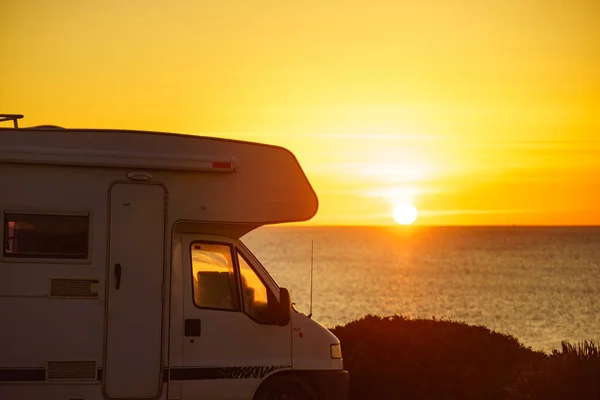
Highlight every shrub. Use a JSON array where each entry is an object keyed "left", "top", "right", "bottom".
[
  {"left": 331, "top": 315, "right": 545, "bottom": 400},
  {"left": 506, "top": 341, "right": 600, "bottom": 400}
]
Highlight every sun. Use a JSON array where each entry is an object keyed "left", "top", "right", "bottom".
[{"left": 393, "top": 203, "right": 418, "bottom": 225}]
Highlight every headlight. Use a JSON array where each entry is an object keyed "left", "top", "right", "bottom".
[{"left": 330, "top": 343, "right": 342, "bottom": 359}]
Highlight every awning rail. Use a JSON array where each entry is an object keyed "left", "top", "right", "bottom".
[{"left": 0, "top": 114, "right": 24, "bottom": 128}]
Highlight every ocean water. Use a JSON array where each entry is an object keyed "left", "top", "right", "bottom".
[{"left": 241, "top": 226, "right": 600, "bottom": 352}]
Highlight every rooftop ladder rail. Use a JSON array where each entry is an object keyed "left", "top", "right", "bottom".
[{"left": 0, "top": 114, "right": 24, "bottom": 128}]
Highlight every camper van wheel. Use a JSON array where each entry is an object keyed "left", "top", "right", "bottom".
[{"left": 254, "top": 374, "right": 317, "bottom": 400}]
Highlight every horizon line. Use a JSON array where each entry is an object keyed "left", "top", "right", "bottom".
[{"left": 267, "top": 223, "right": 600, "bottom": 228}]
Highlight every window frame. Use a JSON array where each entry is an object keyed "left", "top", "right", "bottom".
[
  {"left": 237, "top": 239, "right": 280, "bottom": 291},
  {"left": 189, "top": 240, "right": 242, "bottom": 313},
  {"left": 1, "top": 210, "right": 92, "bottom": 264}
]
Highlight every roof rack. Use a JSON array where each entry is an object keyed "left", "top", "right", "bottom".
[{"left": 0, "top": 114, "right": 24, "bottom": 128}]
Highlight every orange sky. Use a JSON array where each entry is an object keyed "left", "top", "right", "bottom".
[{"left": 2, "top": 1, "right": 599, "bottom": 225}]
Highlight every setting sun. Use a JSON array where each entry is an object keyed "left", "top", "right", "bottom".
[{"left": 393, "top": 203, "right": 418, "bottom": 225}]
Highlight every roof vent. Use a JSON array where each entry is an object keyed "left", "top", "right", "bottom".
[{"left": 28, "top": 125, "right": 65, "bottom": 129}]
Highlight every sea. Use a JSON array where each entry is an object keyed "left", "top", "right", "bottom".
[{"left": 241, "top": 226, "right": 600, "bottom": 353}]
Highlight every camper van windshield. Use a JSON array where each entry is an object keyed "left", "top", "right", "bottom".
[
  {"left": 237, "top": 251, "right": 270, "bottom": 323},
  {"left": 3, "top": 213, "right": 89, "bottom": 259}
]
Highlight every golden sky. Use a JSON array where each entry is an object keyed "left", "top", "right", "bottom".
[{"left": 2, "top": 1, "right": 599, "bottom": 225}]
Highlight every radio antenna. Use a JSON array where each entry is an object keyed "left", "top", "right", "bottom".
[{"left": 308, "top": 240, "right": 314, "bottom": 319}]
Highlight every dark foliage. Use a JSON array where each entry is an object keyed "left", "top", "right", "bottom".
[
  {"left": 506, "top": 341, "right": 600, "bottom": 400},
  {"left": 330, "top": 315, "right": 546, "bottom": 400}
]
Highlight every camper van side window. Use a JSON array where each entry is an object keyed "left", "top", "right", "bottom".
[
  {"left": 191, "top": 243, "right": 240, "bottom": 311},
  {"left": 3, "top": 213, "right": 89, "bottom": 259}
]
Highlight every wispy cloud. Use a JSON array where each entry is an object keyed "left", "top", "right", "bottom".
[
  {"left": 419, "top": 209, "right": 544, "bottom": 216},
  {"left": 314, "top": 133, "right": 433, "bottom": 140},
  {"left": 362, "top": 186, "right": 438, "bottom": 203}
]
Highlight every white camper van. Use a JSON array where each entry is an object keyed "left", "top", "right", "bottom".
[{"left": 0, "top": 115, "right": 348, "bottom": 400}]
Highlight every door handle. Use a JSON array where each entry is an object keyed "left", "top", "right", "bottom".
[{"left": 114, "top": 263, "right": 122, "bottom": 290}]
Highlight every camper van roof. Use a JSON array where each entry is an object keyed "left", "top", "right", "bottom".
[{"left": 0, "top": 124, "right": 319, "bottom": 226}]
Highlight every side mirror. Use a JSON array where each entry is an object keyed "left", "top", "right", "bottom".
[{"left": 271, "top": 287, "right": 291, "bottom": 326}]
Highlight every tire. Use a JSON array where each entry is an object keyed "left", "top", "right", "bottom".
[{"left": 254, "top": 374, "right": 317, "bottom": 400}]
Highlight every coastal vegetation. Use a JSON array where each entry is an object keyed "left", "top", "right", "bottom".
[{"left": 331, "top": 315, "right": 599, "bottom": 400}]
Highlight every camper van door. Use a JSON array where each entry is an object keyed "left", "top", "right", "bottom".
[
  {"left": 179, "top": 234, "right": 292, "bottom": 399},
  {"left": 103, "top": 183, "right": 166, "bottom": 399}
]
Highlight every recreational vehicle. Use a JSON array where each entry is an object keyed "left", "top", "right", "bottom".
[{"left": 0, "top": 114, "right": 348, "bottom": 400}]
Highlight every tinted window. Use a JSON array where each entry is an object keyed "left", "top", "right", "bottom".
[
  {"left": 3, "top": 213, "right": 89, "bottom": 259},
  {"left": 191, "top": 243, "right": 240, "bottom": 311}
]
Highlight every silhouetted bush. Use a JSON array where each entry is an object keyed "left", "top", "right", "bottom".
[
  {"left": 506, "top": 341, "right": 600, "bottom": 400},
  {"left": 331, "top": 315, "right": 545, "bottom": 400}
]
